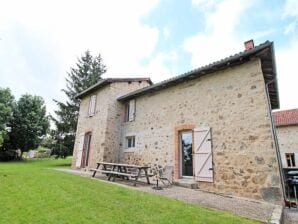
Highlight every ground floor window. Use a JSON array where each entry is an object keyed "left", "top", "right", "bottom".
[
  {"left": 286, "top": 153, "right": 296, "bottom": 167},
  {"left": 126, "top": 136, "right": 135, "bottom": 148}
]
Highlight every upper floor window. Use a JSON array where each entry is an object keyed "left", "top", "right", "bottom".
[
  {"left": 286, "top": 153, "right": 296, "bottom": 167},
  {"left": 124, "top": 99, "right": 135, "bottom": 122},
  {"left": 88, "top": 95, "right": 96, "bottom": 117}
]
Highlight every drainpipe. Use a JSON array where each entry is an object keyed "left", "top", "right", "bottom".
[{"left": 265, "top": 79, "right": 286, "bottom": 202}]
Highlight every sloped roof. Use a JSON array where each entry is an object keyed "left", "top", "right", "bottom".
[
  {"left": 76, "top": 78, "right": 152, "bottom": 99},
  {"left": 273, "top": 109, "right": 298, "bottom": 126},
  {"left": 118, "top": 41, "right": 279, "bottom": 109}
]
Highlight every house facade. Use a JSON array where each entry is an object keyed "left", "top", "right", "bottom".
[
  {"left": 72, "top": 40, "right": 283, "bottom": 204},
  {"left": 273, "top": 109, "right": 298, "bottom": 169}
]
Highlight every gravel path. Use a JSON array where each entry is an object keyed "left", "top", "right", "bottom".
[
  {"left": 284, "top": 208, "right": 298, "bottom": 224},
  {"left": 56, "top": 168, "right": 283, "bottom": 223},
  {"left": 139, "top": 185, "right": 278, "bottom": 223}
]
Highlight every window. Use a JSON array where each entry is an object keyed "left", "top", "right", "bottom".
[
  {"left": 286, "top": 153, "right": 296, "bottom": 167},
  {"left": 126, "top": 136, "right": 135, "bottom": 148},
  {"left": 124, "top": 99, "right": 135, "bottom": 122},
  {"left": 88, "top": 95, "right": 96, "bottom": 116}
]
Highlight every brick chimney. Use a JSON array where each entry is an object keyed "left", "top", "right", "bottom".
[{"left": 244, "top": 39, "right": 254, "bottom": 50}]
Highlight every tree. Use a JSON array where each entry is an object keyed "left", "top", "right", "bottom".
[
  {"left": 9, "top": 94, "right": 49, "bottom": 157},
  {"left": 52, "top": 50, "right": 106, "bottom": 157},
  {"left": 0, "top": 88, "right": 14, "bottom": 146}
]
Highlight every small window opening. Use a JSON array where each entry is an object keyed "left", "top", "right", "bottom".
[
  {"left": 126, "top": 136, "right": 135, "bottom": 148},
  {"left": 286, "top": 153, "right": 296, "bottom": 167},
  {"left": 124, "top": 99, "right": 135, "bottom": 122}
]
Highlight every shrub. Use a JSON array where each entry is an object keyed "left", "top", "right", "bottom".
[{"left": 0, "top": 149, "right": 18, "bottom": 161}]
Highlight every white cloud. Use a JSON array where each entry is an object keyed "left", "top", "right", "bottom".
[
  {"left": 184, "top": 0, "right": 253, "bottom": 68},
  {"left": 276, "top": 40, "right": 298, "bottom": 109},
  {"left": 186, "top": 0, "right": 298, "bottom": 110},
  {"left": 283, "top": 0, "right": 298, "bottom": 17},
  {"left": 192, "top": 0, "right": 216, "bottom": 9},
  {"left": 162, "top": 27, "right": 171, "bottom": 40},
  {"left": 0, "top": 0, "right": 169, "bottom": 115},
  {"left": 284, "top": 21, "right": 297, "bottom": 35}
]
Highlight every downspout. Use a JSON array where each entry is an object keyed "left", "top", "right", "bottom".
[{"left": 265, "top": 79, "right": 286, "bottom": 202}]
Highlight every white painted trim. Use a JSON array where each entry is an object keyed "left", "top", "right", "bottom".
[{"left": 123, "top": 147, "right": 136, "bottom": 153}]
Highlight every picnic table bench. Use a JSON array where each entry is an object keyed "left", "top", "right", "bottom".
[{"left": 90, "top": 162, "right": 151, "bottom": 186}]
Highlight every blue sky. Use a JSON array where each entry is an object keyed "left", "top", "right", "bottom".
[{"left": 0, "top": 0, "right": 298, "bottom": 115}]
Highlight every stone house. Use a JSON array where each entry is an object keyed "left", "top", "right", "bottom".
[
  {"left": 72, "top": 40, "right": 284, "bottom": 204},
  {"left": 273, "top": 109, "right": 298, "bottom": 169}
]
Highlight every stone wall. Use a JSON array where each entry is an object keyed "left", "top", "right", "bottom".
[
  {"left": 72, "top": 85, "right": 110, "bottom": 169},
  {"left": 103, "top": 81, "right": 151, "bottom": 163},
  {"left": 120, "top": 59, "right": 283, "bottom": 204},
  {"left": 72, "top": 80, "right": 150, "bottom": 169},
  {"left": 276, "top": 125, "right": 298, "bottom": 168}
]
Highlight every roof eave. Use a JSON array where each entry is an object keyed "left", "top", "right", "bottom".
[
  {"left": 118, "top": 41, "right": 279, "bottom": 107},
  {"left": 269, "top": 42, "right": 280, "bottom": 109},
  {"left": 75, "top": 78, "right": 153, "bottom": 99},
  {"left": 75, "top": 79, "right": 109, "bottom": 99}
]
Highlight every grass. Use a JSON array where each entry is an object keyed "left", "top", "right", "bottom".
[{"left": 0, "top": 159, "right": 259, "bottom": 224}]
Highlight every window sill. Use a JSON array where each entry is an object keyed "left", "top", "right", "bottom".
[
  {"left": 123, "top": 120, "right": 135, "bottom": 123},
  {"left": 123, "top": 148, "right": 136, "bottom": 153}
]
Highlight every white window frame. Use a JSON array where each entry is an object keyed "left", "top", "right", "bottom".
[{"left": 124, "top": 135, "right": 136, "bottom": 152}]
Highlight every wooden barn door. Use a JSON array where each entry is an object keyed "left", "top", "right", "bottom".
[
  {"left": 193, "top": 127, "right": 214, "bottom": 182},
  {"left": 75, "top": 133, "right": 85, "bottom": 168},
  {"left": 81, "top": 132, "right": 92, "bottom": 168}
]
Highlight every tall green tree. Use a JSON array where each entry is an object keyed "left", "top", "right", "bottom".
[
  {"left": 0, "top": 88, "right": 14, "bottom": 146},
  {"left": 9, "top": 94, "right": 49, "bottom": 157},
  {"left": 52, "top": 50, "right": 106, "bottom": 156}
]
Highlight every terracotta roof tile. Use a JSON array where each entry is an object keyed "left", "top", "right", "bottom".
[{"left": 273, "top": 108, "right": 298, "bottom": 126}]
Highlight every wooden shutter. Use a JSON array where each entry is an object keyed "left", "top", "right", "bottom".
[
  {"left": 88, "top": 95, "right": 96, "bottom": 116},
  {"left": 193, "top": 127, "right": 213, "bottom": 182},
  {"left": 75, "top": 133, "right": 85, "bottom": 168},
  {"left": 128, "top": 99, "right": 135, "bottom": 121}
]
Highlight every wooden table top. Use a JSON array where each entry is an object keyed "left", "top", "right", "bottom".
[{"left": 97, "top": 161, "right": 150, "bottom": 169}]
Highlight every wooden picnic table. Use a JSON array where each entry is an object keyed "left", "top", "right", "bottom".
[{"left": 91, "top": 162, "right": 151, "bottom": 186}]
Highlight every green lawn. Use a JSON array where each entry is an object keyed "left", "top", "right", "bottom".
[{"left": 0, "top": 159, "right": 259, "bottom": 224}]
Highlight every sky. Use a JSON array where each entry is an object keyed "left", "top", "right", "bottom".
[{"left": 0, "top": 0, "right": 298, "bottom": 116}]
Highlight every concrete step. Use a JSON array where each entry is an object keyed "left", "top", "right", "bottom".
[{"left": 174, "top": 179, "right": 199, "bottom": 189}]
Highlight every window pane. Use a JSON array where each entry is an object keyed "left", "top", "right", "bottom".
[
  {"left": 291, "top": 154, "right": 296, "bottom": 167},
  {"left": 124, "top": 103, "right": 130, "bottom": 122},
  {"left": 181, "top": 132, "right": 193, "bottom": 176}
]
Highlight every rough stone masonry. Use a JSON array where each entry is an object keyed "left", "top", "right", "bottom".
[{"left": 72, "top": 41, "right": 283, "bottom": 205}]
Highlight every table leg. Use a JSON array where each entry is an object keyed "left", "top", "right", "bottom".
[
  {"left": 108, "top": 165, "right": 115, "bottom": 181},
  {"left": 123, "top": 167, "right": 129, "bottom": 180},
  {"left": 118, "top": 166, "right": 125, "bottom": 180},
  {"left": 92, "top": 163, "right": 100, "bottom": 177},
  {"left": 294, "top": 185, "right": 297, "bottom": 208},
  {"left": 112, "top": 165, "right": 117, "bottom": 181},
  {"left": 134, "top": 169, "right": 142, "bottom": 186},
  {"left": 144, "top": 169, "right": 150, "bottom": 184}
]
